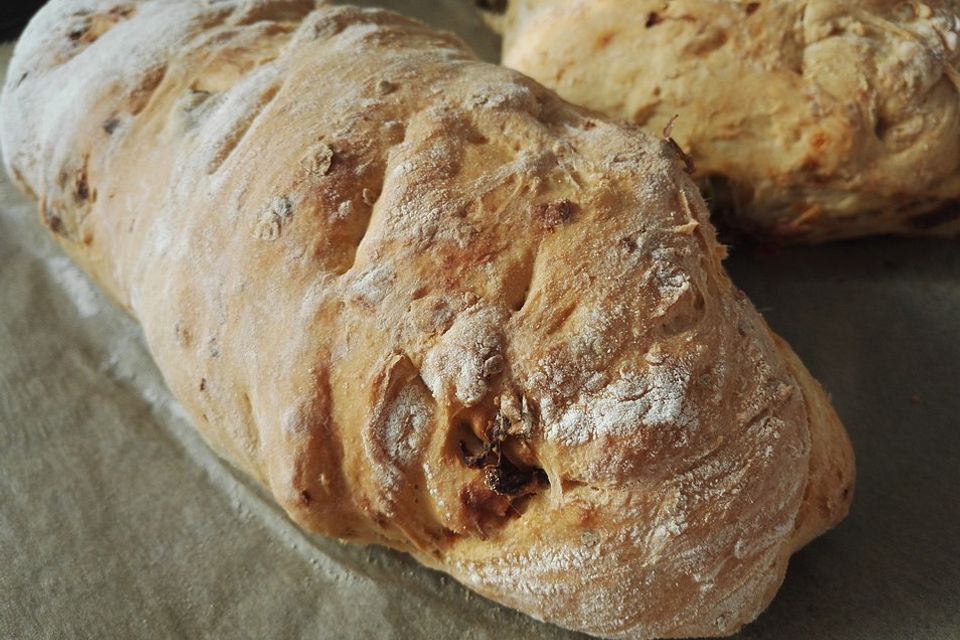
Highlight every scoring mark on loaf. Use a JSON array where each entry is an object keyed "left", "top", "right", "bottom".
[
  {"left": 337, "top": 137, "right": 402, "bottom": 275},
  {"left": 36, "top": 155, "right": 96, "bottom": 243},
  {"left": 334, "top": 120, "right": 407, "bottom": 275},
  {"left": 40, "top": 194, "right": 71, "bottom": 241},
  {"left": 206, "top": 82, "right": 281, "bottom": 174},
  {"left": 178, "top": 88, "right": 218, "bottom": 131},
  {"left": 61, "top": 4, "right": 137, "bottom": 60},
  {"left": 229, "top": 0, "right": 315, "bottom": 27},
  {"left": 72, "top": 159, "right": 93, "bottom": 205},
  {"left": 509, "top": 254, "right": 536, "bottom": 314},
  {"left": 128, "top": 64, "right": 168, "bottom": 116},
  {"left": 338, "top": 194, "right": 377, "bottom": 275},
  {"left": 309, "top": 5, "right": 394, "bottom": 43}
]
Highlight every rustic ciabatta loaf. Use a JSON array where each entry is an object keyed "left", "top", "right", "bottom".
[
  {"left": 479, "top": 0, "right": 960, "bottom": 242},
  {"left": 1, "top": 1, "right": 854, "bottom": 637}
]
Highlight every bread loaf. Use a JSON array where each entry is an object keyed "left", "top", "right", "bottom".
[
  {"left": 1, "top": 1, "right": 854, "bottom": 637},
  {"left": 480, "top": 0, "right": 960, "bottom": 242}
]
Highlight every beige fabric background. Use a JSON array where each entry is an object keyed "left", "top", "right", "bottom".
[{"left": 1, "top": 3, "right": 959, "bottom": 639}]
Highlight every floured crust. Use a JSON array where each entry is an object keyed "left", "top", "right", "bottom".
[
  {"left": 1, "top": 1, "right": 854, "bottom": 637},
  {"left": 486, "top": 0, "right": 960, "bottom": 242}
]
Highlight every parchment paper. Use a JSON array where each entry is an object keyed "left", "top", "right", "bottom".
[{"left": 1, "top": 3, "right": 958, "bottom": 639}]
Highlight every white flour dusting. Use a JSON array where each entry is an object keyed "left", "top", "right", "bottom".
[
  {"left": 420, "top": 306, "right": 504, "bottom": 406},
  {"left": 645, "top": 246, "right": 691, "bottom": 316},
  {"left": 46, "top": 255, "right": 101, "bottom": 318},
  {"left": 381, "top": 383, "right": 431, "bottom": 469},
  {"left": 545, "top": 354, "right": 697, "bottom": 446},
  {"left": 349, "top": 262, "right": 394, "bottom": 306}
]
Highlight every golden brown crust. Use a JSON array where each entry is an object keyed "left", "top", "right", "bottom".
[
  {"left": 1, "top": 1, "right": 854, "bottom": 637},
  {"left": 490, "top": 0, "right": 960, "bottom": 242},
  {"left": 773, "top": 335, "right": 855, "bottom": 550}
]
